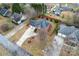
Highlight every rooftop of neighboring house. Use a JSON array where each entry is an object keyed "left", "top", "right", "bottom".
[
  {"left": 0, "top": 8, "right": 8, "bottom": 14},
  {"left": 53, "top": 5, "right": 73, "bottom": 11},
  {"left": 0, "top": 7, "right": 11, "bottom": 17},
  {"left": 58, "top": 24, "right": 77, "bottom": 35},
  {"left": 61, "top": 6, "right": 73, "bottom": 11},
  {"left": 58, "top": 24, "right": 79, "bottom": 42},
  {"left": 11, "top": 13, "right": 22, "bottom": 22},
  {"left": 69, "top": 30, "right": 79, "bottom": 41}
]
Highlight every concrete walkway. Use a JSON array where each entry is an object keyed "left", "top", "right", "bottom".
[
  {"left": 16, "top": 25, "right": 37, "bottom": 46},
  {"left": 51, "top": 35, "right": 64, "bottom": 56}
]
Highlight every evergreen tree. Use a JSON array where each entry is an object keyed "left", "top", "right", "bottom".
[
  {"left": 12, "top": 3, "right": 23, "bottom": 14},
  {"left": 30, "top": 3, "right": 47, "bottom": 16}
]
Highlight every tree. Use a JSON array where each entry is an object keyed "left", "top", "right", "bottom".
[
  {"left": 74, "top": 7, "right": 79, "bottom": 12},
  {"left": 2, "top": 3, "right": 10, "bottom": 9},
  {"left": 37, "top": 29, "right": 48, "bottom": 50},
  {"left": 60, "top": 11, "right": 79, "bottom": 28},
  {"left": 55, "top": 22, "right": 60, "bottom": 34},
  {"left": 20, "top": 4, "right": 37, "bottom": 18},
  {"left": 60, "top": 11, "right": 74, "bottom": 25},
  {"left": 73, "top": 14, "right": 79, "bottom": 28},
  {"left": 12, "top": 3, "right": 23, "bottom": 14},
  {"left": 30, "top": 3, "right": 47, "bottom": 16},
  {"left": 0, "top": 24, "right": 9, "bottom": 32}
]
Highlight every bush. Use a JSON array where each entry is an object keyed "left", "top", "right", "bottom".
[
  {"left": 74, "top": 7, "right": 79, "bottom": 12},
  {"left": 0, "top": 24, "right": 9, "bottom": 32}
]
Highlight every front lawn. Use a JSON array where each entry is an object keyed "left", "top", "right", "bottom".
[{"left": 0, "top": 16, "right": 15, "bottom": 35}]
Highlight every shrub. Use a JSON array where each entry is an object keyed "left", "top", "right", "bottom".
[{"left": 0, "top": 24, "right": 9, "bottom": 32}]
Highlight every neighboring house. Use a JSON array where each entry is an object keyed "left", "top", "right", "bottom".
[
  {"left": 58, "top": 24, "right": 79, "bottom": 43},
  {"left": 11, "top": 13, "right": 26, "bottom": 24},
  {"left": 60, "top": 32, "right": 79, "bottom": 56},
  {"left": 68, "top": 30, "right": 79, "bottom": 42},
  {"left": 52, "top": 6, "right": 73, "bottom": 16},
  {"left": 58, "top": 24, "right": 79, "bottom": 56},
  {"left": 61, "top": 7, "right": 73, "bottom": 11},
  {"left": 58, "top": 24, "right": 77, "bottom": 36},
  {"left": 0, "top": 8, "right": 11, "bottom": 17},
  {"left": 52, "top": 7, "right": 62, "bottom": 16}
]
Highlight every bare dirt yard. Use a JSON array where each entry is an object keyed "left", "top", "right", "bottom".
[{"left": 10, "top": 24, "right": 29, "bottom": 43}]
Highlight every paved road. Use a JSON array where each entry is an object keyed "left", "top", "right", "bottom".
[
  {"left": 5, "top": 23, "right": 25, "bottom": 39},
  {"left": 16, "top": 25, "right": 37, "bottom": 46},
  {"left": 0, "top": 34, "right": 32, "bottom": 56}
]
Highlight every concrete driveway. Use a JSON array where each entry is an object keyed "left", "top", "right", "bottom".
[{"left": 16, "top": 25, "right": 37, "bottom": 46}]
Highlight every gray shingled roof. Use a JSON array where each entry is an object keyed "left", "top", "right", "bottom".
[
  {"left": 11, "top": 13, "right": 22, "bottom": 22},
  {"left": 58, "top": 24, "right": 77, "bottom": 35},
  {"left": 74, "top": 30, "right": 79, "bottom": 41},
  {"left": 59, "top": 24, "right": 79, "bottom": 42}
]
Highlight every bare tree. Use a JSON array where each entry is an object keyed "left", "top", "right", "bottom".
[
  {"left": 22, "top": 4, "right": 37, "bottom": 18},
  {"left": 60, "top": 11, "right": 75, "bottom": 26},
  {"left": 37, "top": 29, "right": 48, "bottom": 50}
]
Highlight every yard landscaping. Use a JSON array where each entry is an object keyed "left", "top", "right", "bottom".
[{"left": 0, "top": 16, "right": 15, "bottom": 35}]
